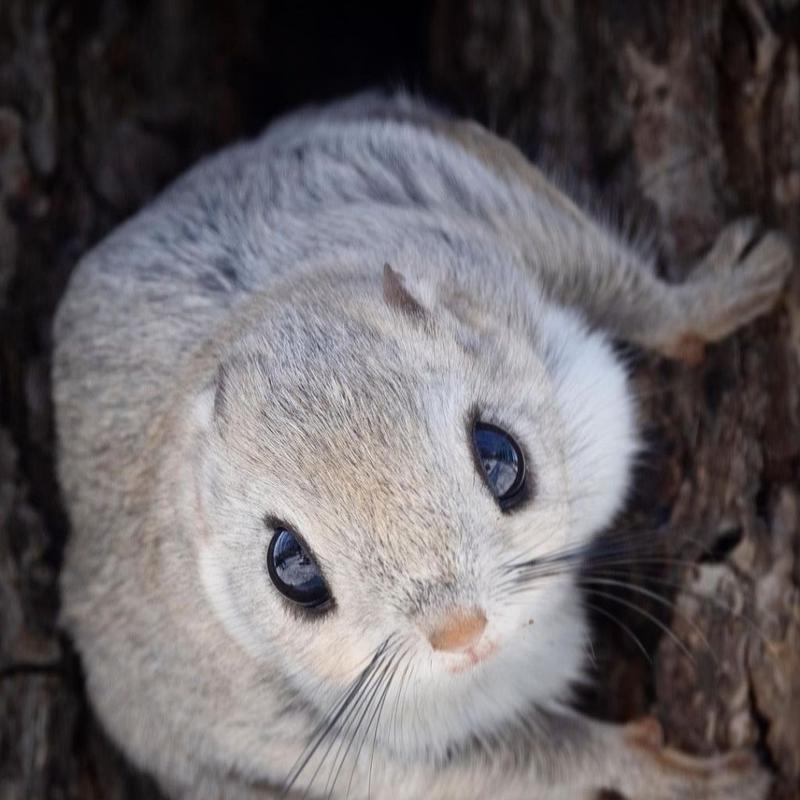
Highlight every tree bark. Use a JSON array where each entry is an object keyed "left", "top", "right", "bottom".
[{"left": 1, "top": 1, "right": 798, "bottom": 798}]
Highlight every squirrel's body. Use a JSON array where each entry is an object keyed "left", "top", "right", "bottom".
[{"left": 54, "top": 93, "right": 791, "bottom": 799}]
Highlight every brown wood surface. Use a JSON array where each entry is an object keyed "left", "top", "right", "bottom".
[{"left": 1, "top": 1, "right": 798, "bottom": 798}]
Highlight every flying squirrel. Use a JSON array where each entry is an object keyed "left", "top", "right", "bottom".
[{"left": 53, "top": 92, "right": 793, "bottom": 799}]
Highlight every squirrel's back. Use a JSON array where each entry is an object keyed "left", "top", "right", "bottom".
[{"left": 52, "top": 92, "right": 582, "bottom": 524}]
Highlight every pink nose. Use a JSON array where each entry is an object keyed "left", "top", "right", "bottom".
[{"left": 428, "top": 609, "right": 487, "bottom": 652}]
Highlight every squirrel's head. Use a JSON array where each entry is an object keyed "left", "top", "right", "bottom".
[{"left": 181, "top": 255, "right": 636, "bottom": 768}]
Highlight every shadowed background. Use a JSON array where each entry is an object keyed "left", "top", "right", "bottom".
[{"left": 1, "top": 1, "right": 799, "bottom": 798}]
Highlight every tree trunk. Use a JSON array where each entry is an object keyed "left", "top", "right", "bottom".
[{"left": 1, "top": 1, "right": 798, "bottom": 798}]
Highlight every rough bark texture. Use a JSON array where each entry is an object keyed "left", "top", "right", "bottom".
[{"left": 1, "top": 1, "right": 798, "bottom": 798}]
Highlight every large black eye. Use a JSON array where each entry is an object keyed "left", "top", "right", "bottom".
[
  {"left": 472, "top": 421, "right": 527, "bottom": 510},
  {"left": 267, "top": 526, "right": 332, "bottom": 609}
]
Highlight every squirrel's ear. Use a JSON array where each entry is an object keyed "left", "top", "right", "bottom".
[
  {"left": 191, "top": 380, "right": 217, "bottom": 433},
  {"left": 383, "top": 263, "right": 426, "bottom": 320},
  {"left": 191, "top": 362, "right": 229, "bottom": 435}
]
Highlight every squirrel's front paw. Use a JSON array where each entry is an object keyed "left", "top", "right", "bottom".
[
  {"left": 658, "top": 219, "right": 793, "bottom": 363},
  {"left": 620, "top": 717, "right": 772, "bottom": 800},
  {"left": 694, "top": 218, "right": 793, "bottom": 337}
]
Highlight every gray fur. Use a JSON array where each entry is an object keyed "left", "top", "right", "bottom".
[{"left": 53, "top": 91, "right": 791, "bottom": 799}]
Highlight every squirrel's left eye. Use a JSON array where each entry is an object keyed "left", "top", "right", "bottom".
[
  {"left": 472, "top": 421, "right": 527, "bottom": 510},
  {"left": 267, "top": 526, "right": 332, "bottom": 610}
]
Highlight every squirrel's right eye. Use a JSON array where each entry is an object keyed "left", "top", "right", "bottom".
[{"left": 267, "top": 527, "right": 332, "bottom": 610}]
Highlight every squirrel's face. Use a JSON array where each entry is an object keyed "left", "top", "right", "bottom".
[{"left": 187, "top": 267, "right": 636, "bottom": 761}]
